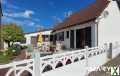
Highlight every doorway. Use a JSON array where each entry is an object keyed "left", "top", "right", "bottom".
[{"left": 76, "top": 27, "right": 91, "bottom": 49}]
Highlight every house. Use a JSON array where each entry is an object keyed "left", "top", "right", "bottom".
[
  {"left": 52, "top": 0, "right": 120, "bottom": 49},
  {"left": 21, "top": 29, "right": 52, "bottom": 51}
]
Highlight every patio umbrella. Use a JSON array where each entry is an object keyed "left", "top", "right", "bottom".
[{"left": 37, "top": 32, "right": 43, "bottom": 47}]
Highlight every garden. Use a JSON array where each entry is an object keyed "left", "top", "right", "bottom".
[
  {"left": 0, "top": 23, "right": 29, "bottom": 64},
  {"left": 0, "top": 45, "right": 28, "bottom": 64}
]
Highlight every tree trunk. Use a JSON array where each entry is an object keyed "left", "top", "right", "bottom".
[
  {"left": 11, "top": 42, "right": 14, "bottom": 46},
  {"left": 8, "top": 42, "right": 11, "bottom": 47}
]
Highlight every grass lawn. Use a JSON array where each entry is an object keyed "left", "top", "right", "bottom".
[
  {"left": 88, "top": 54, "right": 120, "bottom": 76},
  {"left": 0, "top": 52, "right": 12, "bottom": 64}
]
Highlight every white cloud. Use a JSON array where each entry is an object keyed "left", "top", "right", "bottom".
[
  {"left": 29, "top": 22, "right": 35, "bottom": 26},
  {"left": 23, "top": 10, "right": 34, "bottom": 18},
  {"left": 52, "top": 16, "right": 62, "bottom": 23},
  {"left": 1, "top": 16, "right": 36, "bottom": 27},
  {"left": 27, "top": 21, "right": 35, "bottom": 27},
  {"left": 4, "top": 10, "right": 34, "bottom": 18},
  {"left": 2, "top": 0, "right": 20, "bottom": 11},
  {"left": 9, "top": 4, "right": 20, "bottom": 9},
  {"left": 1, "top": 16, "right": 23, "bottom": 25},
  {"left": 4, "top": 12, "right": 20, "bottom": 17},
  {"left": 22, "top": 20, "right": 38, "bottom": 27},
  {"left": 35, "top": 25, "right": 45, "bottom": 31}
]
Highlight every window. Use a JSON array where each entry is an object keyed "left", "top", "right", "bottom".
[
  {"left": 42, "top": 35, "right": 49, "bottom": 42},
  {"left": 31, "top": 36, "right": 37, "bottom": 47},
  {"left": 54, "top": 34, "right": 57, "bottom": 41},
  {"left": 53, "top": 34, "right": 57, "bottom": 45},
  {"left": 61, "top": 32, "right": 64, "bottom": 41},
  {"left": 66, "top": 31, "right": 69, "bottom": 38},
  {"left": 45, "top": 35, "right": 49, "bottom": 41},
  {"left": 58, "top": 32, "right": 64, "bottom": 41},
  {"left": 42, "top": 35, "right": 45, "bottom": 41},
  {"left": 50, "top": 35, "right": 53, "bottom": 41}
]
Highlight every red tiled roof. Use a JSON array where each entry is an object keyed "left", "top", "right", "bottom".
[{"left": 53, "top": 0, "right": 110, "bottom": 32}]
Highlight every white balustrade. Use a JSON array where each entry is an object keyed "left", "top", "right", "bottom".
[{"left": 0, "top": 43, "right": 120, "bottom": 76}]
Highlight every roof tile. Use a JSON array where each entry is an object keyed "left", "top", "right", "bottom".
[{"left": 53, "top": 0, "right": 110, "bottom": 32}]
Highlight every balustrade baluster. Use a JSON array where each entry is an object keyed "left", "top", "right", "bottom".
[
  {"left": 12, "top": 61, "right": 17, "bottom": 76},
  {"left": 85, "top": 46, "right": 89, "bottom": 76}
]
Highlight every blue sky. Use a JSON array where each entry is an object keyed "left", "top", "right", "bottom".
[{"left": 1, "top": 0, "right": 96, "bottom": 33}]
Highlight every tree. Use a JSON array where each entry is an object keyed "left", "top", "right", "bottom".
[{"left": 1, "top": 23, "right": 25, "bottom": 47}]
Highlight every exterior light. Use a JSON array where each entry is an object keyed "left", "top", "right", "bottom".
[{"left": 102, "top": 11, "right": 109, "bottom": 18}]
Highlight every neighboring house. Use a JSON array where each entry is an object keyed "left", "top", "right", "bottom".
[
  {"left": 52, "top": 0, "right": 120, "bottom": 49},
  {"left": 21, "top": 29, "right": 52, "bottom": 51},
  {"left": 1, "top": 29, "right": 52, "bottom": 51}
]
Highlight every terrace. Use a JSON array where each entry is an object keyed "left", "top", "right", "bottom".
[{"left": 0, "top": 42, "right": 120, "bottom": 76}]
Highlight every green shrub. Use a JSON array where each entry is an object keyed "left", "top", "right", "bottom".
[
  {"left": 8, "top": 44, "right": 22, "bottom": 56},
  {"left": 21, "top": 45, "right": 28, "bottom": 50},
  {"left": 0, "top": 51, "right": 13, "bottom": 64}
]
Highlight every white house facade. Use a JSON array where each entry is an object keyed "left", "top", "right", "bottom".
[
  {"left": 18, "top": 29, "right": 52, "bottom": 51},
  {"left": 22, "top": 30, "right": 52, "bottom": 45},
  {"left": 52, "top": 0, "right": 120, "bottom": 49},
  {"left": 97, "top": 0, "right": 120, "bottom": 45},
  {"left": 52, "top": 21, "right": 97, "bottom": 49}
]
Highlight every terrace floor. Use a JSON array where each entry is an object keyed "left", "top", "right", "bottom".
[{"left": 41, "top": 52, "right": 107, "bottom": 76}]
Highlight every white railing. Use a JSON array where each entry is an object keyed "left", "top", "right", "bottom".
[
  {"left": 0, "top": 59, "right": 34, "bottom": 76},
  {"left": 0, "top": 43, "right": 120, "bottom": 76}
]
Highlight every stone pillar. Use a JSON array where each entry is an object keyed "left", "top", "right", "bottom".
[
  {"left": 33, "top": 49, "right": 41, "bottom": 76},
  {"left": 74, "top": 29, "right": 76, "bottom": 49},
  {"left": 107, "top": 43, "right": 112, "bottom": 60},
  {"left": 91, "top": 24, "right": 98, "bottom": 47}
]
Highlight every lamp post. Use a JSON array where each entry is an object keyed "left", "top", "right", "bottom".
[
  {"left": 0, "top": 0, "right": 3, "bottom": 17},
  {"left": 0, "top": 0, "right": 3, "bottom": 50}
]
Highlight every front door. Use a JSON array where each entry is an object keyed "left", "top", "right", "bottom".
[
  {"left": 76, "top": 29, "right": 85, "bottom": 49},
  {"left": 76, "top": 27, "right": 91, "bottom": 49},
  {"left": 80, "top": 29, "right": 85, "bottom": 48}
]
